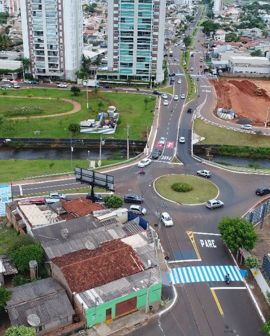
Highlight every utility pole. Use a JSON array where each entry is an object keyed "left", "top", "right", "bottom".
[
  {"left": 99, "top": 135, "right": 102, "bottom": 167},
  {"left": 265, "top": 106, "right": 270, "bottom": 128},
  {"left": 126, "top": 124, "right": 130, "bottom": 160}
]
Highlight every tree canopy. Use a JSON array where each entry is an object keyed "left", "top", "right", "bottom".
[
  {"left": 218, "top": 217, "right": 258, "bottom": 252},
  {"left": 183, "top": 36, "right": 192, "bottom": 48},
  {"left": 5, "top": 326, "right": 36, "bottom": 336},
  {"left": 201, "top": 20, "right": 220, "bottom": 35},
  {"left": 10, "top": 243, "right": 44, "bottom": 273},
  {"left": 104, "top": 195, "right": 123, "bottom": 209},
  {"left": 0, "top": 287, "right": 11, "bottom": 310},
  {"left": 70, "top": 86, "right": 81, "bottom": 96}
]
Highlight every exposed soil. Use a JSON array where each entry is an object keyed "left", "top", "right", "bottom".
[{"left": 211, "top": 79, "right": 270, "bottom": 127}]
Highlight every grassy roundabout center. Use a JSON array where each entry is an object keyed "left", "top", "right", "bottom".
[{"left": 154, "top": 174, "right": 218, "bottom": 205}]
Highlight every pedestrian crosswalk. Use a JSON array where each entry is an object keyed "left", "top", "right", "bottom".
[
  {"left": 169, "top": 265, "right": 243, "bottom": 285},
  {"left": 160, "top": 155, "right": 172, "bottom": 161}
]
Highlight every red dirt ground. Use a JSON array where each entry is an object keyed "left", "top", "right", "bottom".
[{"left": 210, "top": 79, "right": 270, "bottom": 126}]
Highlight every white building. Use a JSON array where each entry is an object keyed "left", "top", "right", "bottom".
[
  {"left": 228, "top": 56, "right": 270, "bottom": 75},
  {"left": 213, "top": 0, "right": 223, "bottom": 16},
  {"left": 20, "top": 0, "right": 83, "bottom": 81},
  {"left": 0, "top": 0, "right": 20, "bottom": 16},
  {"left": 214, "top": 29, "right": 226, "bottom": 43},
  {"left": 105, "top": 0, "right": 166, "bottom": 83}
]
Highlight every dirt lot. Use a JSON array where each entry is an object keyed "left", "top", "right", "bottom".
[{"left": 211, "top": 79, "right": 270, "bottom": 126}]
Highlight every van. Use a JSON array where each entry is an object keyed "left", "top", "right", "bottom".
[{"left": 129, "top": 204, "right": 147, "bottom": 215}]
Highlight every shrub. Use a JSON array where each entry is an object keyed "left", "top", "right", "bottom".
[
  {"left": 104, "top": 195, "right": 123, "bottom": 208},
  {"left": 171, "top": 182, "right": 193, "bottom": 192},
  {"left": 10, "top": 243, "right": 44, "bottom": 273},
  {"left": 12, "top": 274, "right": 31, "bottom": 286},
  {"left": 245, "top": 255, "right": 259, "bottom": 269}
]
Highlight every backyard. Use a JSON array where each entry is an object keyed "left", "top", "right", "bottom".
[{"left": 0, "top": 88, "right": 155, "bottom": 140}]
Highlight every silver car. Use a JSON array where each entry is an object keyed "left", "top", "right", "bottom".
[{"left": 205, "top": 199, "right": 224, "bottom": 209}]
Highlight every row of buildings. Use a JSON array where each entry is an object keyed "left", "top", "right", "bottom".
[{"left": 2, "top": 196, "right": 163, "bottom": 334}]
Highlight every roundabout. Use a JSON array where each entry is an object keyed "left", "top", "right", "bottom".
[{"left": 154, "top": 174, "right": 219, "bottom": 205}]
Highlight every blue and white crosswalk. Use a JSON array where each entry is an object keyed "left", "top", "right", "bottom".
[{"left": 169, "top": 265, "right": 243, "bottom": 284}]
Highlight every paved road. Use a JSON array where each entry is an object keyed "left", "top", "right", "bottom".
[{"left": 10, "top": 12, "right": 266, "bottom": 336}]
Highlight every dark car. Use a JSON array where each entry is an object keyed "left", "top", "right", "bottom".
[
  {"left": 187, "top": 108, "right": 193, "bottom": 113},
  {"left": 86, "top": 193, "right": 104, "bottom": 202},
  {"left": 152, "top": 90, "right": 161, "bottom": 95},
  {"left": 124, "top": 193, "right": 144, "bottom": 204},
  {"left": 151, "top": 148, "right": 162, "bottom": 159},
  {"left": 169, "top": 73, "right": 175, "bottom": 77},
  {"left": 255, "top": 187, "right": 270, "bottom": 196}
]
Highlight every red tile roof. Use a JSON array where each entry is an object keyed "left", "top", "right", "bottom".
[
  {"left": 61, "top": 198, "right": 103, "bottom": 217},
  {"left": 52, "top": 240, "right": 144, "bottom": 293}
]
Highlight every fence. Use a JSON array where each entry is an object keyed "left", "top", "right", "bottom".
[{"left": 243, "top": 198, "right": 270, "bottom": 228}]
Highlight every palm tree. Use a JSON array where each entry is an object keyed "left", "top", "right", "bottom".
[{"left": 21, "top": 57, "right": 31, "bottom": 81}]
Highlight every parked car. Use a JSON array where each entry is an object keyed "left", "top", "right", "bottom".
[
  {"left": 255, "top": 187, "right": 270, "bottom": 196},
  {"left": 161, "top": 212, "right": 174, "bottom": 227},
  {"left": 49, "top": 192, "right": 66, "bottom": 199},
  {"left": 129, "top": 204, "right": 147, "bottom": 215},
  {"left": 177, "top": 78, "right": 182, "bottom": 84},
  {"left": 163, "top": 100, "right": 169, "bottom": 106},
  {"left": 180, "top": 94, "right": 186, "bottom": 99},
  {"left": 124, "top": 193, "right": 144, "bottom": 204},
  {"left": 158, "top": 137, "right": 166, "bottom": 146},
  {"left": 152, "top": 90, "right": 161, "bottom": 95},
  {"left": 173, "top": 95, "right": 179, "bottom": 101},
  {"left": 151, "top": 148, "right": 162, "bottom": 160},
  {"left": 138, "top": 158, "right": 152, "bottom": 168},
  {"left": 197, "top": 170, "right": 211, "bottom": 178},
  {"left": 13, "top": 84, "right": 21, "bottom": 89},
  {"left": 161, "top": 93, "right": 168, "bottom": 99},
  {"left": 29, "top": 197, "right": 46, "bottom": 205},
  {"left": 179, "top": 136, "right": 185, "bottom": 143},
  {"left": 86, "top": 193, "right": 104, "bottom": 202},
  {"left": 187, "top": 108, "right": 193, "bottom": 113},
  {"left": 57, "top": 83, "right": 68, "bottom": 88},
  {"left": 241, "top": 124, "right": 253, "bottom": 130},
  {"left": 205, "top": 199, "right": 224, "bottom": 209},
  {"left": 1, "top": 84, "right": 12, "bottom": 88}
]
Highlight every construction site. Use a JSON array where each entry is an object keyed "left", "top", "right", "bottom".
[{"left": 211, "top": 79, "right": 270, "bottom": 127}]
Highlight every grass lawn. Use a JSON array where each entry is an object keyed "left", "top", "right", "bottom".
[
  {"left": 155, "top": 174, "right": 218, "bottom": 204},
  {"left": 0, "top": 159, "right": 121, "bottom": 183},
  {"left": 0, "top": 223, "right": 18, "bottom": 255},
  {"left": 160, "top": 86, "right": 174, "bottom": 94},
  {"left": 194, "top": 119, "right": 270, "bottom": 147},
  {"left": 0, "top": 96, "right": 73, "bottom": 117},
  {"left": 0, "top": 88, "right": 155, "bottom": 140}
]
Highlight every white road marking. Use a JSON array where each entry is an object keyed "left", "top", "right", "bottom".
[
  {"left": 19, "top": 185, "right": 23, "bottom": 196},
  {"left": 193, "top": 231, "right": 221, "bottom": 236}
]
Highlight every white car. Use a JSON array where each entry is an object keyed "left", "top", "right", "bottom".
[
  {"left": 57, "top": 83, "right": 68, "bottom": 88},
  {"left": 205, "top": 199, "right": 224, "bottom": 209},
  {"left": 173, "top": 95, "right": 179, "bottom": 101},
  {"left": 197, "top": 170, "right": 211, "bottom": 178},
  {"left": 161, "top": 212, "right": 174, "bottom": 227},
  {"left": 179, "top": 136, "right": 185, "bottom": 143},
  {"left": 137, "top": 158, "right": 152, "bottom": 168},
  {"left": 130, "top": 204, "right": 147, "bottom": 215},
  {"left": 158, "top": 137, "right": 166, "bottom": 145},
  {"left": 180, "top": 94, "right": 186, "bottom": 99},
  {"left": 161, "top": 93, "right": 168, "bottom": 99},
  {"left": 241, "top": 124, "right": 253, "bottom": 130},
  {"left": 46, "top": 192, "right": 66, "bottom": 204},
  {"left": 163, "top": 100, "right": 169, "bottom": 106},
  {"left": 177, "top": 79, "right": 182, "bottom": 84}
]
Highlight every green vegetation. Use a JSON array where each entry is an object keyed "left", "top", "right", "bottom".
[
  {"left": 0, "top": 287, "right": 11, "bottom": 310},
  {"left": 201, "top": 20, "right": 220, "bottom": 35},
  {"left": 225, "top": 32, "right": 240, "bottom": 42},
  {"left": 218, "top": 217, "right": 258, "bottom": 252},
  {"left": 0, "top": 159, "right": 121, "bottom": 183},
  {"left": 245, "top": 255, "right": 259, "bottom": 269},
  {"left": 0, "top": 88, "right": 155, "bottom": 139},
  {"left": 155, "top": 174, "right": 218, "bottom": 204},
  {"left": 10, "top": 243, "right": 44, "bottom": 273},
  {"left": 250, "top": 49, "right": 263, "bottom": 57},
  {"left": 104, "top": 195, "right": 123, "bottom": 208},
  {"left": 0, "top": 96, "right": 73, "bottom": 117},
  {"left": 194, "top": 119, "right": 270, "bottom": 148},
  {"left": 5, "top": 326, "right": 36, "bottom": 336},
  {"left": 183, "top": 36, "right": 192, "bottom": 48},
  {"left": 0, "top": 224, "right": 19, "bottom": 255},
  {"left": 171, "top": 182, "right": 193, "bottom": 192},
  {"left": 0, "top": 12, "right": 9, "bottom": 24},
  {"left": 160, "top": 86, "right": 174, "bottom": 94},
  {"left": 70, "top": 86, "right": 81, "bottom": 96}
]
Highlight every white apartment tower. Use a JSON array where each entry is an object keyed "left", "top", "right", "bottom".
[
  {"left": 107, "top": 0, "right": 166, "bottom": 83},
  {"left": 0, "top": 0, "right": 20, "bottom": 15},
  {"left": 21, "top": 0, "right": 83, "bottom": 81}
]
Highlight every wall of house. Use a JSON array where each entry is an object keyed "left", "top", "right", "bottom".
[
  {"left": 85, "top": 282, "right": 162, "bottom": 328},
  {"left": 50, "top": 263, "right": 73, "bottom": 298}
]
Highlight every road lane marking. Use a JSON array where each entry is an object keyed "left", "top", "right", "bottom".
[
  {"left": 210, "top": 288, "right": 224, "bottom": 316},
  {"left": 187, "top": 231, "right": 201, "bottom": 260},
  {"left": 19, "top": 185, "right": 23, "bottom": 196},
  {"left": 193, "top": 231, "right": 221, "bottom": 236}
]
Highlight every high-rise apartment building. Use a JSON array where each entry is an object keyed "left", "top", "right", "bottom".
[
  {"left": 106, "top": 0, "right": 166, "bottom": 83},
  {"left": 0, "top": 0, "right": 20, "bottom": 15},
  {"left": 21, "top": 0, "right": 83, "bottom": 81}
]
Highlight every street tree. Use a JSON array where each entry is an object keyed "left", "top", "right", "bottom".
[
  {"left": 183, "top": 36, "right": 192, "bottom": 48},
  {"left": 245, "top": 255, "right": 259, "bottom": 269},
  {"left": 10, "top": 243, "right": 44, "bottom": 273},
  {"left": 218, "top": 217, "right": 258, "bottom": 252},
  {"left": 104, "top": 195, "right": 123, "bottom": 209},
  {"left": 70, "top": 86, "right": 81, "bottom": 96},
  {"left": 5, "top": 326, "right": 36, "bottom": 336},
  {"left": 21, "top": 57, "right": 31, "bottom": 81},
  {"left": 0, "top": 287, "right": 11, "bottom": 310}
]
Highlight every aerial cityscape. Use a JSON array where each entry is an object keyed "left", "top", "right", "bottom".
[{"left": 1, "top": 0, "right": 270, "bottom": 335}]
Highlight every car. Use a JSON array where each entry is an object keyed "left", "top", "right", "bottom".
[
  {"left": 137, "top": 158, "right": 152, "bottom": 168},
  {"left": 152, "top": 90, "right": 161, "bottom": 95},
  {"left": 13, "top": 84, "right": 20, "bottom": 89},
  {"left": 124, "top": 193, "right": 144, "bottom": 204},
  {"left": 177, "top": 78, "right": 182, "bottom": 84},
  {"left": 158, "top": 137, "right": 166, "bottom": 146},
  {"left": 161, "top": 93, "right": 168, "bottom": 99},
  {"left": 86, "top": 193, "right": 104, "bottom": 202},
  {"left": 163, "top": 100, "right": 169, "bottom": 106},
  {"left": 1, "top": 84, "right": 12, "bottom": 88},
  {"left": 57, "top": 83, "right": 68, "bottom": 88},
  {"left": 169, "top": 73, "right": 175, "bottom": 77},
  {"left": 129, "top": 204, "right": 147, "bottom": 215},
  {"left": 45, "top": 192, "right": 66, "bottom": 204},
  {"left": 241, "top": 124, "right": 253, "bottom": 130},
  {"left": 190, "top": 67, "right": 194, "bottom": 71},
  {"left": 151, "top": 148, "right": 162, "bottom": 159},
  {"left": 205, "top": 199, "right": 224, "bottom": 209},
  {"left": 187, "top": 108, "right": 193, "bottom": 113},
  {"left": 255, "top": 187, "right": 270, "bottom": 196},
  {"left": 161, "top": 212, "right": 174, "bottom": 227},
  {"left": 173, "top": 95, "right": 179, "bottom": 101},
  {"left": 180, "top": 94, "right": 186, "bottom": 99},
  {"left": 29, "top": 197, "right": 46, "bottom": 205},
  {"left": 179, "top": 136, "right": 185, "bottom": 143},
  {"left": 49, "top": 192, "right": 66, "bottom": 199},
  {"left": 197, "top": 169, "right": 211, "bottom": 178}
]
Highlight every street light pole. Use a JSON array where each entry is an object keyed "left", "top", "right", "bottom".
[
  {"left": 126, "top": 124, "right": 130, "bottom": 160},
  {"left": 86, "top": 87, "right": 89, "bottom": 110},
  {"left": 70, "top": 136, "right": 73, "bottom": 170},
  {"left": 99, "top": 135, "right": 102, "bottom": 166}
]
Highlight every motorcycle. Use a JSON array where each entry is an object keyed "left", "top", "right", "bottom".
[{"left": 225, "top": 274, "right": 231, "bottom": 284}]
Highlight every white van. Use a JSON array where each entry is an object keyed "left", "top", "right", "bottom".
[{"left": 129, "top": 204, "right": 147, "bottom": 215}]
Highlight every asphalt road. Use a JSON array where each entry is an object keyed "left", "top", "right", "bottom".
[{"left": 10, "top": 14, "right": 267, "bottom": 336}]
